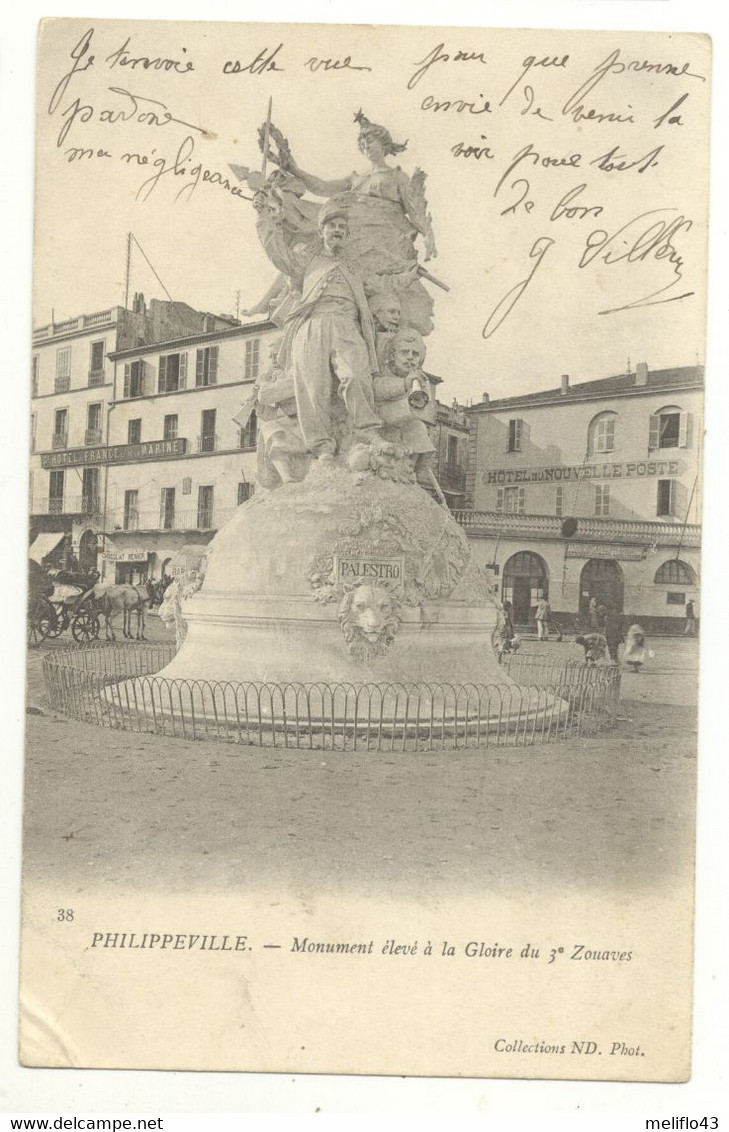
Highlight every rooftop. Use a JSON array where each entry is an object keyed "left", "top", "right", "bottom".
[{"left": 469, "top": 365, "right": 704, "bottom": 412}]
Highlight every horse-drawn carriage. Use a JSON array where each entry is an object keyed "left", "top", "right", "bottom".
[{"left": 27, "top": 562, "right": 102, "bottom": 646}]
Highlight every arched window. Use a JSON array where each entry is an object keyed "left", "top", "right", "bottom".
[
  {"left": 502, "top": 552, "right": 549, "bottom": 623},
  {"left": 654, "top": 559, "right": 697, "bottom": 586},
  {"left": 588, "top": 411, "right": 617, "bottom": 455},
  {"left": 649, "top": 405, "right": 691, "bottom": 450}
]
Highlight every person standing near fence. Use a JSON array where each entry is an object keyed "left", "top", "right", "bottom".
[
  {"left": 535, "top": 596, "right": 551, "bottom": 640},
  {"left": 684, "top": 599, "right": 697, "bottom": 636},
  {"left": 604, "top": 607, "right": 624, "bottom": 663},
  {"left": 589, "top": 596, "right": 599, "bottom": 630}
]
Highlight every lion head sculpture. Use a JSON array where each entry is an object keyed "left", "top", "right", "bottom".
[{"left": 338, "top": 579, "right": 402, "bottom": 664}]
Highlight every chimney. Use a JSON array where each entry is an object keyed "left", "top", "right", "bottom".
[
  {"left": 635, "top": 362, "right": 648, "bottom": 386},
  {"left": 481, "top": 392, "right": 490, "bottom": 404},
  {"left": 560, "top": 374, "right": 569, "bottom": 395}
]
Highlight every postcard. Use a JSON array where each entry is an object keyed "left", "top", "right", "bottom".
[{"left": 21, "top": 18, "right": 710, "bottom": 1079}]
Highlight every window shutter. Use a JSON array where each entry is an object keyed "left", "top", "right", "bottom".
[
  {"left": 179, "top": 352, "right": 187, "bottom": 389},
  {"left": 518, "top": 487, "right": 525, "bottom": 514},
  {"left": 209, "top": 347, "right": 219, "bottom": 385},
  {"left": 669, "top": 479, "right": 676, "bottom": 516},
  {"left": 648, "top": 414, "right": 659, "bottom": 450},
  {"left": 515, "top": 419, "right": 522, "bottom": 450},
  {"left": 159, "top": 487, "right": 166, "bottom": 524},
  {"left": 196, "top": 349, "right": 204, "bottom": 386},
  {"left": 182, "top": 477, "right": 192, "bottom": 496},
  {"left": 123, "top": 363, "right": 130, "bottom": 399},
  {"left": 679, "top": 411, "right": 691, "bottom": 448},
  {"left": 496, "top": 488, "right": 504, "bottom": 512},
  {"left": 158, "top": 355, "right": 167, "bottom": 393}
]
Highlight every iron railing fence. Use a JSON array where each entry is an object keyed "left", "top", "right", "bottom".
[{"left": 42, "top": 642, "right": 621, "bottom": 751}]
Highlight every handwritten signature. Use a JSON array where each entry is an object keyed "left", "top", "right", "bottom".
[
  {"left": 580, "top": 208, "right": 694, "bottom": 313},
  {"left": 482, "top": 237, "right": 555, "bottom": 339}
]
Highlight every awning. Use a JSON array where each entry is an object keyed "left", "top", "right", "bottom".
[{"left": 29, "top": 532, "right": 66, "bottom": 564}]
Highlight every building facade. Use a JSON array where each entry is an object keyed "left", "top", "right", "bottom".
[
  {"left": 30, "top": 297, "right": 255, "bottom": 576},
  {"left": 461, "top": 364, "right": 702, "bottom": 632},
  {"left": 101, "top": 321, "right": 277, "bottom": 583}
]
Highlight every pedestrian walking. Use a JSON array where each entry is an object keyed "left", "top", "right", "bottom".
[
  {"left": 623, "top": 622, "right": 647, "bottom": 672},
  {"left": 574, "top": 633, "right": 607, "bottom": 666},
  {"left": 535, "top": 596, "right": 551, "bottom": 640},
  {"left": 684, "top": 599, "right": 697, "bottom": 637},
  {"left": 496, "top": 601, "right": 521, "bottom": 658},
  {"left": 588, "top": 596, "right": 599, "bottom": 630},
  {"left": 603, "top": 607, "right": 624, "bottom": 663}
]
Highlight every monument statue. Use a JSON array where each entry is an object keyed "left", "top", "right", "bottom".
[
  {"left": 260, "top": 110, "right": 441, "bottom": 335},
  {"left": 143, "top": 106, "right": 532, "bottom": 720}
]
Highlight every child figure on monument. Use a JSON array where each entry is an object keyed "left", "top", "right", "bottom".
[{"left": 373, "top": 327, "right": 436, "bottom": 489}]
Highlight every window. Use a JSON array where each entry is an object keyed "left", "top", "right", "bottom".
[
  {"left": 196, "top": 346, "right": 219, "bottom": 387},
  {"left": 82, "top": 467, "right": 99, "bottom": 512},
  {"left": 654, "top": 559, "right": 697, "bottom": 586},
  {"left": 197, "top": 485, "right": 214, "bottom": 528},
  {"left": 594, "top": 484, "right": 610, "bottom": 516},
  {"left": 238, "top": 482, "right": 254, "bottom": 505},
  {"left": 49, "top": 469, "right": 64, "bottom": 513},
  {"left": 158, "top": 351, "right": 188, "bottom": 393},
  {"left": 123, "top": 489, "right": 139, "bottom": 530},
  {"left": 123, "top": 360, "right": 146, "bottom": 398},
  {"left": 239, "top": 410, "right": 257, "bottom": 450},
  {"left": 649, "top": 407, "right": 691, "bottom": 450},
  {"left": 89, "top": 340, "right": 105, "bottom": 377},
  {"left": 163, "top": 414, "right": 179, "bottom": 441},
  {"left": 55, "top": 347, "right": 71, "bottom": 392},
  {"left": 128, "top": 418, "right": 142, "bottom": 445},
  {"left": 507, "top": 418, "right": 523, "bottom": 453},
  {"left": 86, "top": 403, "right": 102, "bottom": 445},
  {"left": 589, "top": 411, "right": 616, "bottom": 455},
  {"left": 245, "top": 338, "right": 261, "bottom": 380},
  {"left": 447, "top": 434, "right": 459, "bottom": 466},
  {"left": 32, "top": 355, "right": 39, "bottom": 397},
  {"left": 160, "top": 487, "right": 176, "bottom": 530},
  {"left": 656, "top": 478, "right": 676, "bottom": 517},
  {"left": 199, "top": 409, "right": 217, "bottom": 453},
  {"left": 496, "top": 486, "right": 525, "bottom": 514},
  {"left": 53, "top": 408, "right": 68, "bottom": 448},
  {"left": 555, "top": 485, "right": 563, "bottom": 517}
]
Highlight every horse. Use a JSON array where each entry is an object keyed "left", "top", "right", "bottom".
[{"left": 92, "top": 578, "right": 169, "bottom": 641}]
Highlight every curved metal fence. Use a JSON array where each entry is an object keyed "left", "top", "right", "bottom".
[{"left": 41, "top": 641, "right": 621, "bottom": 750}]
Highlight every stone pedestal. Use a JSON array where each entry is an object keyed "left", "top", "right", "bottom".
[{"left": 158, "top": 461, "right": 505, "bottom": 690}]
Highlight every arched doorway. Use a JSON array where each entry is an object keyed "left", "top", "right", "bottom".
[
  {"left": 579, "top": 559, "right": 624, "bottom": 619},
  {"left": 502, "top": 551, "right": 549, "bottom": 625},
  {"left": 78, "top": 529, "right": 98, "bottom": 574}
]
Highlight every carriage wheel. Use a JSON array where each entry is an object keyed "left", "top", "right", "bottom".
[
  {"left": 27, "top": 599, "right": 56, "bottom": 647},
  {"left": 45, "top": 602, "right": 67, "bottom": 638},
  {"left": 71, "top": 610, "right": 100, "bottom": 643}
]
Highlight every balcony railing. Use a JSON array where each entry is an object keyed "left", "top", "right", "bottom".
[
  {"left": 88, "top": 369, "right": 105, "bottom": 387},
  {"left": 197, "top": 433, "right": 218, "bottom": 453},
  {"left": 451, "top": 510, "right": 702, "bottom": 547},
  {"left": 107, "top": 506, "right": 237, "bottom": 533},
  {"left": 34, "top": 494, "right": 102, "bottom": 517},
  {"left": 238, "top": 427, "right": 257, "bottom": 450},
  {"left": 33, "top": 309, "right": 114, "bottom": 343},
  {"left": 54, "top": 376, "right": 70, "bottom": 394},
  {"left": 84, "top": 427, "right": 103, "bottom": 446},
  {"left": 51, "top": 430, "right": 68, "bottom": 449}
]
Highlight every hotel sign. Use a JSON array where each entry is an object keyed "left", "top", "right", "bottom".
[
  {"left": 482, "top": 459, "right": 680, "bottom": 485},
  {"left": 565, "top": 543, "right": 647, "bottom": 561},
  {"left": 41, "top": 438, "right": 187, "bottom": 469}
]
